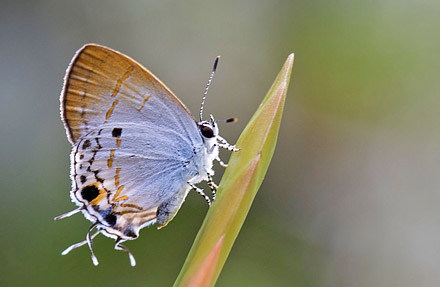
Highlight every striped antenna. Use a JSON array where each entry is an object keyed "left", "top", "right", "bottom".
[
  {"left": 200, "top": 56, "right": 220, "bottom": 121},
  {"left": 215, "top": 118, "right": 238, "bottom": 123}
]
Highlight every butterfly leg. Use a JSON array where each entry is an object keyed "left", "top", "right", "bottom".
[
  {"left": 115, "top": 237, "right": 136, "bottom": 267},
  {"left": 207, "top": 174, "right": 218, "bottom": 202},
  {"left": 216, "top": 156, "right": 228, "bottom": 168},
  {"left": 217, "top": 135, "right": 240, "bottom": 152},
  {"left": 188, "top": 182, "right": 212, "bottom": 207},
  {"left": 215, "top": 136, "right": 238, "bottom": 167}
]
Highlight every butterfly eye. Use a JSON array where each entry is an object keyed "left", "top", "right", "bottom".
[{"left": 200, "top": 125, "right": 214, "bottom": 138}]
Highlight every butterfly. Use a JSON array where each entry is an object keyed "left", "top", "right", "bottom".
[{"left": 55, "top": 44, "right": 238, "bottom": 266}]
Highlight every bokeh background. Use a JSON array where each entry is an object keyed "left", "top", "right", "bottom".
[{"left": 1, "top": 0, "right": 440, "bottom": 286}]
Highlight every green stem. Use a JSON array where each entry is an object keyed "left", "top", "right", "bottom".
[{"left": 174, "top": 54, "right": 294, "bottom": 287}]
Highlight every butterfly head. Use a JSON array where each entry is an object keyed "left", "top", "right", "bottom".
[{"left": 198, "top": 114, "right": 219, "bottom": 143}]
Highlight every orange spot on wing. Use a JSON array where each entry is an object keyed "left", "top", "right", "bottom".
[
  {"left": 112, "top": 185, "right": 127, "bottom": 202},
  {"left": 114, "top": 195, "right": 128, "bottom": 202},
  {"left": 105, "top": 99, "right": 119, "bottom": 123},
  {"left": 107, "top": 149, "right": 115, "bottom": 168},
  {"left": 136, "top": 95, "right": 152, "bottom": 111},
  {"left": 118, "top": 210, "right": 143, "bottom": 215},
  {"left": 89, "top": 184, "right": 107, "bottom": 206},
  {"left": 90, "top": 193, "right": 106, "bottom": 205},
  {"left": 118, "top": 208, "right": 156, "bottom": 217},
  {"left": 116, "top": 138, "right": 121, "bottom": 147},
  {"left": 119, "top": 203, "right": 143, "bottom": 210},
  {"left": 115, "top": 167, "right": 121, "bottom": 187},
  {"left": 112, "top": 168, "right": 130, "bottom": 203},
  {"left": 111, "top": 66, "right": 134, "bottom": 98}
]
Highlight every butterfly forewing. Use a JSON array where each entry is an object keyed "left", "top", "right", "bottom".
[{"left": 61, "top": 44, "right": 196, "bottom": 144}]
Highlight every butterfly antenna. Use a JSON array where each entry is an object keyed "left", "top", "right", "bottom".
[
  {"left": 215, "top": 118, "right": 238, "bottom": 124},
  {"left": 200, "top": 56, "right": 220, "bottom": 121}
]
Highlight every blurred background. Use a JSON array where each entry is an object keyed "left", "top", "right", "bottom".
[{"left": 1, "top": 0, "right": 439, "bottom": 286}]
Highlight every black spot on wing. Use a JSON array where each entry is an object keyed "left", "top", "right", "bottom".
[
  {"left": 112, "top": 128, "right": 122, "bottom": 138},
  {"left": 82, "top": 139, "right": 91, "bottom": 149},
  {"left": 95, "top": 137, "right": 102, "bottom": 149},
  {"left": 93, "top": 170, "right": 104, "bottom": 183},
  {"left": 123, "top": 228, "right": 137, "bottom": 238},
  {"left": 88, "top": 156, "right": 95, "bottom": 166},
  {"left": 157, "top": 201, "right": 170, "bottom": 218},
  {"left": 104, "top": 213, "right": 117, "bottom": 226},
  {"left": 80, "top": 175, "right": 87, "bottom": 184},
  {"left": 81, "top": 184, "right": 100, "bottom": 202}
]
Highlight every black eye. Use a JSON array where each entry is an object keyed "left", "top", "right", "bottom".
[{"left": 200, "top": 125, "right": 214, "bottom": 138}]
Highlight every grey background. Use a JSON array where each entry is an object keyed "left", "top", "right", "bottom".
[{"left": 1, "top": 0, "right": 440, "bottom": 286}]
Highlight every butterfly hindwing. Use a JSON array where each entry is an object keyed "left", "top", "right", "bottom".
[{"left": 71, "top": 123, "right": 201, "bottom": 238}]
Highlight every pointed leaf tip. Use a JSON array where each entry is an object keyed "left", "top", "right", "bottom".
[{"left": 174, "top": 54, "right": 294, "bottom": 287}]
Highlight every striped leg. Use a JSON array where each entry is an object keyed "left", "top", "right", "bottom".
[
  {"left": 207, "top": 174, "right": 218, "bottom": 202},
  {"left": 216, "top": 156, "right": 228, "bottom": 168},
  {"left": 189, "top": 182, "right": 211, "bottom": 207},
  {"left": 217, "top": 135, "right": 240, "bottom": 152}
]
